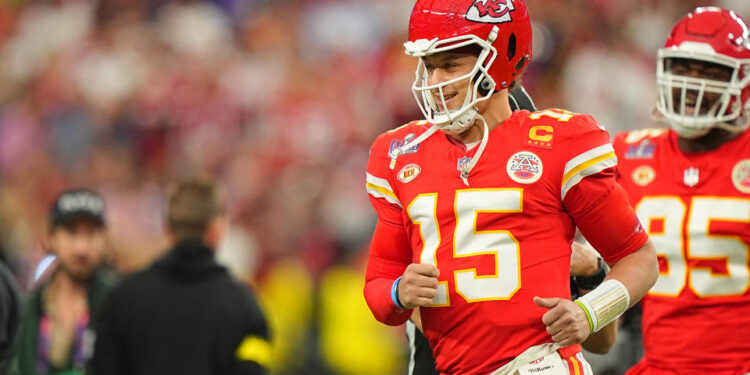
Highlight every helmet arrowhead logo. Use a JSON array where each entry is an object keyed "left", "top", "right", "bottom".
[{"left": 467, "top": 0, "right": 516, "bottom": 24}]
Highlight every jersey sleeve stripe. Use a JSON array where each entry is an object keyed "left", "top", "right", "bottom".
[
  {"left": 561, "top": 154, "right": 617, "bottom": 200},
  {"left": 562, "top": 150, "right": 616, "bottom": 185},
  {"left": 563, "top": 144, "right": 615, "bottom": 178},
  {"left": 366, "top": 172, "right": 394, "bottom": 190},
  {"left": 366, "top": 183, "right": 402, "bottom": 207},
  {"left": 365, "top": 173, "right": 402, "bottom": 207}
]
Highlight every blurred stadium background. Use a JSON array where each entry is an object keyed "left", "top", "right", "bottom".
[{"left": 0, "top": 0, "right": 747, "bottom": 374}]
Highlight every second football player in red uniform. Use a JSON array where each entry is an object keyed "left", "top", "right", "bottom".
[
  {"left": 616, "top": 7, "right": 750, "bottom": 375},
  {"left": 363, "top": 1, "right": 658, "bottom": 374}
]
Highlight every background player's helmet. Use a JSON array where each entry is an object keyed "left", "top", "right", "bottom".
[
  {"left": 655, "top": 7, "right": 750, "bottom": 138},
  {"left": 405, "top": 0, "right": 532, "bottom": 134}
]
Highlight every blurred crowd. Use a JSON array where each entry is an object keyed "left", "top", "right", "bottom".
[{"left": 0, "top": 0, "right": 747, "bottom": 374}]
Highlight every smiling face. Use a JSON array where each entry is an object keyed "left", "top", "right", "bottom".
[
  {"left": 667, "top": 57, "right": 733, "bottom": 115},
  {"left": 422, "top": 50, "right": 480, "bottom": 114}
]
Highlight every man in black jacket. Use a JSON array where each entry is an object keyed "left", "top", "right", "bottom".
[{"left": 92, "top": 178, "right": 270, "bottom": 375}]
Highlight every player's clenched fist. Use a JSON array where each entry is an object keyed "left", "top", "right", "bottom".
[
  {"left": 398, "top": 264, "right": 440, "bottom": 309},
  {"left": 533, "top": 297, "right": 590, "bottom": 347}
]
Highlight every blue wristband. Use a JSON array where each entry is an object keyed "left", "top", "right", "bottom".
[{"left": 391, "top": 276, "right": 406, "bottom": 309}]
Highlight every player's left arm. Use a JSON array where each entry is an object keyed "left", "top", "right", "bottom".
[
  {"left": 536, "top": 175, "right": 657, "bottom": 347},
  {"left": 571, "top": 179, "right": 658, "bottom": 309},
  {"left": 535, "top": 115, "right": 657, "bottom": 347},
  {"left": 561, "top": 116, "right": 658, "bottom": 308}
]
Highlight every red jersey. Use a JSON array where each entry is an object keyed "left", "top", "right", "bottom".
[
  {"left": 614, "top": 129, "right": 750, "bottom": 374},
  {"left": 365, "top": 109, "right": 648, "bottom": 374}
]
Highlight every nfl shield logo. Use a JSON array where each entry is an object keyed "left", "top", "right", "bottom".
[
  {"left": 457, "top": 157, "right": 472, "bottom": 171},
  {"left": 683, "top": 167, "right": 699, "bottom": 187}
]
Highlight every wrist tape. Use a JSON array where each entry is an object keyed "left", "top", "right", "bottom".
[{"left": 574, "top": 279, "right": 630, "bottom": 332}]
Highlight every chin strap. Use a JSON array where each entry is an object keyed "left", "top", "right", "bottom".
[
  {"left": 459, "top": 115, "right": 490, "bottom": 186},
  {"left": 716, "top": 110, "right": 750, "bottom": 134},
  {"left": 389, "top": 124, "right": 440, "bottom": 170},
  {"left": 388, "top": 117, "right": 491, "bottom": 187}
]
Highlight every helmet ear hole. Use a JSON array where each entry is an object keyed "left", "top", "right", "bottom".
[
  {"left": 507, "top": 34, "right": 517, "bottom": 61},
  {"left": 514, "top": 56, "right": 527, "bottom": 72},
  {"left": 473, "top": 72, "right": 493, "bottom": 96},
  {"left": 479, "top": 78, "right": 493, "bottom": 95}
]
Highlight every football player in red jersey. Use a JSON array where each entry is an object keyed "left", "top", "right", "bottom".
[
  {"left": 363, "top": 0, "right": 658, "bottom": 374},
  {"left": 405, "top": 88, "right": 620, "bottom": 375},
  {"left": 615, "top": 7, "right": 750, "bottom": 375}
]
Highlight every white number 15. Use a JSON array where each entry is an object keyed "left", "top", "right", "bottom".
[{"left": 407, "top": 189, "right": 522, "bottom": 306}]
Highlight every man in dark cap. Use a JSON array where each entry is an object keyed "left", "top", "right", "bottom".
[
  {"left": 13, "top": 189, "right": 115, "bottom": 375},
  {"left": 92, "top": 177, "right": 269, "bottom": 375}
]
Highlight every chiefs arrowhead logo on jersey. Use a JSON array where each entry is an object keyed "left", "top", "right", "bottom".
[
  {"left": 466, "top": 0, "right": 516, "bottom": 24},
  {"left": 507, "top": 151, "right": 542, "bottom": 184}
]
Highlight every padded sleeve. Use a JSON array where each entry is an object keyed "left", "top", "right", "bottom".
[
  {"left": 566, "top": 172, "right": 649, "bottom": 264},
  {"left": 363, "top": 219, "right": 413, "bottom": 326}
]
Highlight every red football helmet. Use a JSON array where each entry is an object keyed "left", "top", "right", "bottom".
[
  {"left": 404, "top": 0, "right": 532, "bottom": 133},
  {"left": 655, "top": 7, "right": 750, "bottom": 138}
]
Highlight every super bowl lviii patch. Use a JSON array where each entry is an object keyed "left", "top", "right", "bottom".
[
  {"left": 389, "top": 133, "right": 420, "bottom": 156},
  {"left": 625, "top": 139, "right": 655, "bottom": 159},
  {"left": 507, "top": 151, "right": 543, "bottom": 184}
]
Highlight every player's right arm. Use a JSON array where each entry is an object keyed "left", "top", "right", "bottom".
[
  {"left": 364, "top": 219, "right": 439, "bottom": 325},
  {"left": 364, "top": 130, "right": 437, "bottom": 326},
  {"left": 363, "top": 218, "right": 412, "bottom": 325}
]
